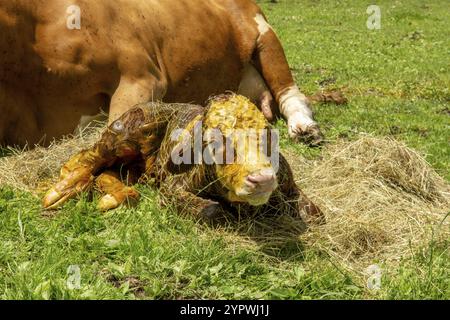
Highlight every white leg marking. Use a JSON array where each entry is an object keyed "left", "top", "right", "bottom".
[
  {"left": 254, "top": 14, "right": 272, "bottom": 36},
  {"left": 279, "top": 86, "right": 316, "bottom": 137}
]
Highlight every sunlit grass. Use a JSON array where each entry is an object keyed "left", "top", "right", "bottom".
[{"left": 0, "top": 0, "right": 448, "bottom": 300}]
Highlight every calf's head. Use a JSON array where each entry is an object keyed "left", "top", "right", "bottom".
[{"left": 170, "top": 94, "right": 279, "bottom": 206}]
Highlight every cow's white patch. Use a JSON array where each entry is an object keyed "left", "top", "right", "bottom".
[
  {"left": 279, "top": 86, "right": 315, "bottom": 135},
  {"left": 254, "top": 14, "right": 272, "bottom": 36}
]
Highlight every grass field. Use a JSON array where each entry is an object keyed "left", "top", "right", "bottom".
[{"left": 0, "top": 0, "right": 449, "bottom": 300}]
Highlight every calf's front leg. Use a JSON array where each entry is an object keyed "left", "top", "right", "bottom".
[
  {"left": 42, "top": 147, "right": 113, "bottom": 209},
  {"left": 159, "top": 184, "right": 229, "bottom": 222},
  {"left": 95, "top": 169, "right": 141, "bottom": 211},
  {"left": 276, "top": 155, "right": 325, "bottom": 225},
  {"left": 42, "top": 114, "right": 142, "bottom": 209},
  {"left": 43, "top": 101, "right": 175, "bottom": 210}
]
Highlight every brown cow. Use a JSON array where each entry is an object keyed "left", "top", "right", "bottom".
[{"left": 0, "top": 0, "right": 322, "bottom": 147}]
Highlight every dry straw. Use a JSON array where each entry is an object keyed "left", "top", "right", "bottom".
[
  {"left": 0, "top": 124, "right": 103, "bottom": 193},
  {"left": 286, "top": 136, "right": 449, "bottom": 270},
  {"left": 0, "top": 126, "right": 448, "bottom": 272}
]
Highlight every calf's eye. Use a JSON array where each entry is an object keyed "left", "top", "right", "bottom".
[{"left": 112, "top": 120, "right": 124, "bottom": 132}]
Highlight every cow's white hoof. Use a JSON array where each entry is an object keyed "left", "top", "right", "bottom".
[{"left": 288, "top": 121, "right": 324, "bottom": 147}]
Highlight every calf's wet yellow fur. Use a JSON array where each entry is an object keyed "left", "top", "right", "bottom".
[{"left": 43, "top": 94, "right": 323, "bottom": 223}]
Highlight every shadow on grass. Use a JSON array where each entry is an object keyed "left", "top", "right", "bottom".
[{"left": 206, "top": 208, "right": 309, "bottom": 262}]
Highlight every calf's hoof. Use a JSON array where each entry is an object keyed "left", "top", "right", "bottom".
[
  {"left": 201, "top": 202, "right": 222, "bottom": 220},
  {"left": 97, "top": 188, "right": 140, "bottom": 212},
  {"left": 199, "top": 202, "right": 235, "bottom": 226},
  {"left": 42, "top": 172, "right": 94, "bottom": 209},
  {"left": 97, "top": 194, "right": 121, "bottom": 212},
  {"left": 299, "top": 201, "right": 326, "bottom": 226}
]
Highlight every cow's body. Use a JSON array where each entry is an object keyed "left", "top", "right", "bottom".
[{"left": 0, "top": 0, "right": 320, "bottom": 146}]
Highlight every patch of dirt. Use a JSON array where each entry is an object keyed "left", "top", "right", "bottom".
[
  {"left": 107, "top": 274, "right": 147, "bottom": 298},
  {"left": 439, "top": 107, "right": 450, "bottom": 116},
  {"left": 309, "top": 89, "right": 348, "bottom": 105}
]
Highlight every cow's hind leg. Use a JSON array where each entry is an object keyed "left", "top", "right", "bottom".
[
  {"left": 238, "top": 64, "right": 278, "bottom": 122},
  {"left": 108, "top": 75, "right": 167, "bottom": 124},
  {"left": 251, "top": 14, "right": 324, "bottom": 146}
]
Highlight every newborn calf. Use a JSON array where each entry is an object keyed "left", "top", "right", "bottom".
[{"left": 43, "top": 95, "right": 323, "bottom": 223}]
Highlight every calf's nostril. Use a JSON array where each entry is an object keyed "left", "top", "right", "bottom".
[
  {"left": 248, "top": 171, "right": 275, "bottom": 184},
  {"left": 237, "top": 172, "right": 278, "bottom": 199}
]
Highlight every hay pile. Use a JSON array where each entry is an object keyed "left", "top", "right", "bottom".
[
  {"left": 286, "top": 136, "right": 449, "bottom": 269},
  {"left": 0, "top": 129, "right": 448, "bottom": 270},
  {"left": 0, "top": 125, "right": 104, "bottom": 193}
]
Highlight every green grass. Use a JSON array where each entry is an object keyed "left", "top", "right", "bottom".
[
  {"left": 0, "top": 186, "right": 448, "bottom": 300},
  {"left": 266, "top": 0, "right": 449, "bottom": 179},
  {"left": 0, "top": 0, "right": 449, "bottom": 300}
]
